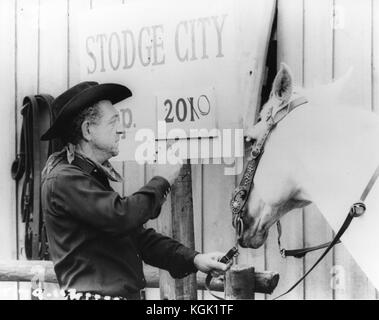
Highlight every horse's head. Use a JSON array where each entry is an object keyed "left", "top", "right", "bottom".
[{"left": 239, "top": 63, "right": 311, "bottom": 249}]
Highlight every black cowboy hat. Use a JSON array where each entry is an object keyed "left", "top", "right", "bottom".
[{"left": 40, "top": 81, "right": 132, "bottom": 140}]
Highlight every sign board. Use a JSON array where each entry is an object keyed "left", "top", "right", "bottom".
[{"left": 78, "top": 0, "right": 276, "bottom": 162}]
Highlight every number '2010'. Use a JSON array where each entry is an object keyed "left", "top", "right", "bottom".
[{"left": 164, "top": 95, "right": 210, "bottom": 123}]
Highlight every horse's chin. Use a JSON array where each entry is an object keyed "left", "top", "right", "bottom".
[{"left": 238, "top": 229, "right": 268, "bottom": 249}]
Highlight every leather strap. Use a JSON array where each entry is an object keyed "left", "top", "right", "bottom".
[
  {"left": 279, "top": 235, "right": 341, "bottom": 258},
  {"left": 11, "top": 127, "right": 25, "bottom": 180},
  {"left": 272, "top": 96, "right": 308, "bottom": 124},
  {"left": 277, "top": 220, "right": 341, "bottom": 258},
  {"left": 273, "top": 163, "right": 379, "bottom": 299}
]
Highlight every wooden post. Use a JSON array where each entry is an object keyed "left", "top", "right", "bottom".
[
  {"left": 225, "top": 265, "right": 255, "bottom": 300},
  {"left": 171, "top": 161, "right": 197, "bottom": 300}
]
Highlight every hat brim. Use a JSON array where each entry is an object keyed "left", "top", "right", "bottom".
[{"left": 41, "top": 83, "right": 132, "bottom": 140}]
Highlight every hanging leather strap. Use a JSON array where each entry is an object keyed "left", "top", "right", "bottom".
[
  {"left": 12, "top": 94, "right": 55, "bottom": 260},
  {"left": 273, "top": 163, "right": 379, "bottom": 300}
]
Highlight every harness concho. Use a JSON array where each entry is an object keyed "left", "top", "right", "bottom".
[{"left": 230, "top": 149, "right": 263, "bottom": 239}]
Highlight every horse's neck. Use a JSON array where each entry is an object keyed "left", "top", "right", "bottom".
[
  {"left": 263, "top": 102, "right": 379, "bottom": 290},
  {"left": 279, "top": 103, "right": 379, "bottom": 229}
]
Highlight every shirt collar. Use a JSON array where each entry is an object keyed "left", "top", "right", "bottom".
[{"left": 66, "top": 144, "right": 123, "bottom": 183}]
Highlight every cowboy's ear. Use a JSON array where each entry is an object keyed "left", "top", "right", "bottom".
[
  {"left": 270, "top": 62, "right": 293, "bottom": 105},
  {"left": 81, "top": 120, "right": 92, "bottom": 141}
]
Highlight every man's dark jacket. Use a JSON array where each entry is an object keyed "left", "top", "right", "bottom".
[{"left": 41, "top": 150, "right": 198, "bottom": 299}]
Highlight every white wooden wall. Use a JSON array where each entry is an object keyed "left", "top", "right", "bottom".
[{"left": 0, "top": 0, "right": 378, "bottom": 300}]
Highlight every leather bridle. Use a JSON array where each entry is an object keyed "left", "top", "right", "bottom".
[
  {"left": 231, "top": 96, "right": 309, "bottom": 242},
  {"left": 11, "top": 94, "right": 61, "bottom": 260}
]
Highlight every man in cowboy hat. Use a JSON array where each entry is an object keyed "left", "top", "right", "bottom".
[{"left": 40, "top": 81, "right": 230, "bottom": 300}]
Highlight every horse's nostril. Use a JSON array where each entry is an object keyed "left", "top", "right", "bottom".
[{"left": 238, "top": 238, "right": 247, "bottom": 248}]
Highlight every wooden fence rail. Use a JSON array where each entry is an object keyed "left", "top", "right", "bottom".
[{"left": 0, "top": 260, "right": 279, "bottom": 295}]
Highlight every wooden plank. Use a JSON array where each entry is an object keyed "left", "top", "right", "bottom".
[
  {"left": 268, "top": 0, "right": 305, "bottom": 300},
  {"left": 124, "top": 161, "right": 145, "bottom": 195},
  {"left": 191, "top": 163, "right": 203, "bottom": 254},
  {"left": 15, "top": 0, "right": 40, "bottom": 300},
  {"left": 68, "top": 0, "right": 92, "bottom": 86},
  {"left": 334, "top": 0, "right": 372, "bottom": 110},
  {"left": 171, "top": 163, "right": 197, "bottom": 300},
  {"left": 225, "top": 265, "right": 255, "bottom": 300},
  {"left": 202, "top": 163, "right": 235, "bottom": 299},
  {"left": 191, "top": 162, "right": 204, "bottom": 299},
  {"left": 39, "top": 0, "right": 68, "bottom": 95},
  {"left": 303, "top": 0, "right": 334, "bottom": 300},
  {"left": 373, "top": 0, "right": 379, "bottom": 300},
  {"left": 374, "top": 0, "right": 379, "bottom": 116},
  {"left": 0, "top": 0, "right": 18, "bottom": 300},
  {"left": 304, "top": 0, "right": 334, "bottom": 87},
  {"left": 333, "top": 0, "right": 376, "bottom": 300}
]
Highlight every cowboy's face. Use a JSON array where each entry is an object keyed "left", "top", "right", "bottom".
[{"left": 88, "top": 100, "right": 124, "bottom": 160}]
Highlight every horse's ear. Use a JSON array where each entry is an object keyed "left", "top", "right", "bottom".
[{"left": 271, "top": 62, "right": 293, "bottom": 105}]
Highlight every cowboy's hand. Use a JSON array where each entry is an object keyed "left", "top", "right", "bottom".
[
  {"left": 153, "top": 162, "right": 182, "bottom": 186},
  {"left": 193, "top": 252, "right": 232, "bottom": 277}
]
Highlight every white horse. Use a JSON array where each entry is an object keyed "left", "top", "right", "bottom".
[{"left": 242, "top": 63, "right": 379, "bottom": 290}]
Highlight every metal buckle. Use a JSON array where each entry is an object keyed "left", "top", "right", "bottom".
[
  {"left": 266, "top": 114, "right": 275, "bottom": 128},
  {"left": 350, "top": 202, "right": 366, "bottom": 218},
  {"left": 235, "top": 217, "right": 244, "bottom": 239},
  {"left": 251, "top": 146, "right": 261, "bottom": 159},
  {"left": 230, "top": 188, "right": 248, "bottom": 214}
]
